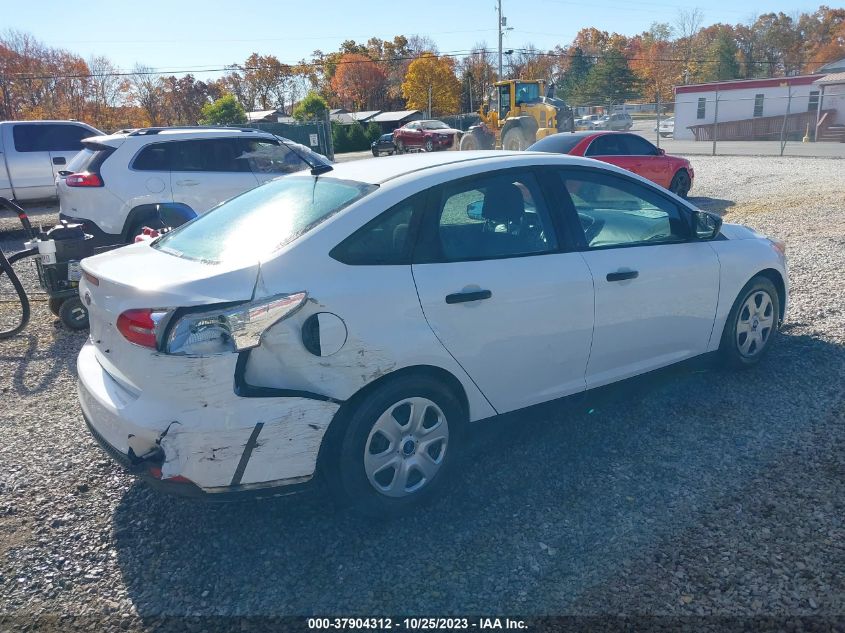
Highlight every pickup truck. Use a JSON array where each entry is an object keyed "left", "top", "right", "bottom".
[{"left": 0, "top": 120, "right": 102, "bottom": 201}]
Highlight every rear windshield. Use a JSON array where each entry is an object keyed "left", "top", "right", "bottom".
[
  {"left": 66, "top": 143, "right": 113, "bottom": 173},
  {"left": 153, "top": 176, "right": 376, "bottom": 264}
]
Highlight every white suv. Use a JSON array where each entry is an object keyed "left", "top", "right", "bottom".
[{"left": 57, "top": 127, "right": 329, "bottom": 243}]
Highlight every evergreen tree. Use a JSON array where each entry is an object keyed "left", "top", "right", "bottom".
[
  {"left": 556, "top": 47, "right": 592, "bottom": 104},
  {"left": 582, "top": 48, "right": 640, "bottom": 106}
]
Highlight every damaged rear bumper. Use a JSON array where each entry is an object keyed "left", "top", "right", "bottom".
[{"left": 77, "top": 342, "right": 340, "bottom": 496}]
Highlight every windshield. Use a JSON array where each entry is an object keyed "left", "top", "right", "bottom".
[
  {"left": 153, "top": 176, "right": 376, "bottom": 264},
  {"left": 421, "top": 121, "right": 449, "bottom": 130},
  {"left": 515, "top": 82, "right": 541, "bottom": 104}
]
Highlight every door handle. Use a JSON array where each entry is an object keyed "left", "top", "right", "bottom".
[
  {"left": 52, "top": 156, "right": 66, "bottom": 165},
  {"left": 176, "top": 179, "right": 199, "bottom": 186},
  {"left": 445, "top": 289, "right": 492, "bottom": 304},
  {"left": 606, "top": 270, "right": 639, "bottom": 282}
]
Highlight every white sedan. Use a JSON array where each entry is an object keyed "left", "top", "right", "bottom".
[{"left": 77, "top": 151, "right": 787, "bottom": 516}]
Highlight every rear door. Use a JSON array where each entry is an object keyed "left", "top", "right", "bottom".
[
  {"left": 411, "top": 168, "right": 594, "bottom": 413},
  {"left": 550, "top": 167, "right": 719, "bottom": 388},
  {"left": 169, "top": 137, "right": 260, "bottom": 213}
]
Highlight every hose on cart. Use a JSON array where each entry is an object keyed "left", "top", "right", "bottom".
[{"left": 0, "top": 197, "right": 39, "bottom": 339}]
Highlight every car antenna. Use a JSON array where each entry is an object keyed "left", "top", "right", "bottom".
[{"left": 273, "top": 134, "right": 333, "bottom": 176}]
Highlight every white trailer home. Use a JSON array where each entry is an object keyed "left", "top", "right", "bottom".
[{"left": 673, "top": 75, "right": 825, "bottom": 141}]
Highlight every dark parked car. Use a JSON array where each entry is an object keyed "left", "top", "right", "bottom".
[{"left": 371, "top": 133, "right": 396, "bottom": 157}]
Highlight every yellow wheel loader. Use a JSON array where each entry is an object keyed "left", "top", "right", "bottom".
[{"left": 459, "top": 79, "right": 575, "bottom": 151}]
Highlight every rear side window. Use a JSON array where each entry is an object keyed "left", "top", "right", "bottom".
[
  {"left": 153, "top": 176, "right": 376, "bottom": 264},
  {"left": 133, "top": 144, "right": 171, "bottom": 171},
  {"left": 330, "top": 195, "right": 422, "bottom": 265},
  {"left": 13, "top": 124, "right": 93, "bottom": 152},
  {"left": 528, "top": 133, "right": 583, "bottom": 154}
]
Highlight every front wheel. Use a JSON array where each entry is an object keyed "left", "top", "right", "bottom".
[
  {"left": 424, "top": 138, "right": 435, "bottom": 152},
  {"left": 669, "top": 170, "right": 691, "bottom": 199},
  {"left": 502, "top": 127, "right": 531, "bottom": 151},
  {"left": 326, "top": 375, "right": 465, "bottom": 517},
  {"left": 719, "top": 276, "right": 780, "bottom": 368}
]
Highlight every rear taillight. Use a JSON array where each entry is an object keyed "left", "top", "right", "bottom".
[
  {"left": 65, "top": 172, "right": 103, "bottom": 187},
  {"left": 117, "top": 309, "right": 164, "bottom": 349}
]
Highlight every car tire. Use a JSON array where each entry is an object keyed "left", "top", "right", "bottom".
[
  {"left": 395, "top": 139, "right": 404, "bottom": 154},
  {"left": 459, "top": 133, "right": 479, "bottom": 151},
  {"left": 48, "top": 297, "right": 64, "bottom": 317},
  {"left": 326, "top": 374, "right": 466, "bottom": 518},
  {"left": 719, "top": 276, "right": 780, "bottom": 369},
  {"left": 372, "top": 149, "right": 379, "bottom": 157},
  {"left": 669, "top": 169, "right": 692, "bottom": 199},
  {"left": 424, "top": 138, "right": 435, "bottom": 152},
  {"left": 58, "top": 296, "right": 89, "bottom": 330}
]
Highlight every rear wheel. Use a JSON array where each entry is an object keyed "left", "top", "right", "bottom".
[
  {"left": 326, "top": 374, "right": 465, "bottom": 518},
  {"left": 502, "top": 126, "right": 531, "bottom": 151},
  {"left": 58, "top": 296, "right": 89, "bottom": 330},
  {"left": 459, "top": 133, "right": 479, "bottom": 151},
  {"left": 669, "top": 170, "right": 691, "bottom": 199},
  {"left": 719, "top": 276, "right": 779, "bottom": 368}
]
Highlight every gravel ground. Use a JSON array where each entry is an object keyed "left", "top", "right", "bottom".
[{"left": 0, "top": 156, "right": 843, "bottom": 630}]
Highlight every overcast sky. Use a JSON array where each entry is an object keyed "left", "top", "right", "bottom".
[{"left": 10, "top": 0, "right": 826, "bottom": 75}]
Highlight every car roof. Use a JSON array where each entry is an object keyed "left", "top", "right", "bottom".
[
  {"left": 80, "top": 126, "right": 278, "bottom": 147},
  {"left": 314, "top": 150, "right": 610, "bottom": 186}
]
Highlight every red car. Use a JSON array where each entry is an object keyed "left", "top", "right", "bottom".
[
  {"left": 392, "top": 119, "right": 461, "bottom": 153},
  {"left": 528, "top": 131, "right": 694, "bottom": 198}
]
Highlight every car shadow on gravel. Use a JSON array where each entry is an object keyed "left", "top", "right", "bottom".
[
  {"left": 687, "top": 197, "right": 735, "bottom": 216},
  {"left": 111, "top": 330, "right": 844, "bottom": 620},
  {"left": 0, "top": 329, "right": 85, "bottom": 395}
]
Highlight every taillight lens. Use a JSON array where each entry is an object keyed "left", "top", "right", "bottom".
[
  {"left": 117, "top": 309, "right": 165, "bottom": 349},
  {"left": 65, "top": 172, "right": 103, "bottom": 187},
  {"left": 166, "top": 292, "right": 307, "bottom": 356}
]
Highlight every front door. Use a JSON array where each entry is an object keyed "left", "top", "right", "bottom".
[
  {"left": 169, "top": 137, "right": 259, "bottom": 214},
  {"left": 552, "top": 168, "right": 720, "bottom": 389},
  {"left": 412, "top": 169, "right": 594, "bottom": 414}
]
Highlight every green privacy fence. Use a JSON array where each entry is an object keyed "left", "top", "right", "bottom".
[{"left": 246, "top": 120, "right": 334, "bottom": 159}]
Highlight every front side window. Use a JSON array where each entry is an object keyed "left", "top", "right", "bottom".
[
  {"left": 499, "top": 85, "right": 511, "bottom": 114},
  {"left": 557, "top": 171, "right": 689, "bottom": 248},
  {"left": 154, "top": 176, "right": 376, "bottom": 265},
  {"left": 622, "top": 134, "right": 658, "bottom": 156},
  {"left": 427, "top": 171, "right": 558, "bottom": 262},
  {"left": 421, "top": 121, "right": 449, "bottom": 130},
  {"left": 515, "top": 82, "right": 540, "bottom": 104},
  {"left": 241, "top": 139, "right": 307, "bottom": 175},
  {"left": 697, "top": 97, "right": 706, "bottom": 119}
]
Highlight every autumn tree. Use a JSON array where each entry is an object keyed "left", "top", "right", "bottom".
[
  {"left": 629, "top": 24, "right": 679, "bottom": 106},
  {"left": 402, "top": 53, "right": 461, "bottom": 116},
  {"left": 459, "top": 44, "right": 497, "bottom": 112},
  {"left": 330, "top": 53, "right": 387, "bottom": 111}
]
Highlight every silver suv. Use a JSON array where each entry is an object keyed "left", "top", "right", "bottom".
[{"left": 595, "top": 112, "right": 633, "bottom": 131}]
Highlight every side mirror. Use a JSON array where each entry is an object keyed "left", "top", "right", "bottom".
[
  {"left": 693, "top": 210, "right": 722, "bottom": 240},
  {"left": 657, "top": 148, "right": 666, "bottom": 156},
  {"left": 466, "top": 200, "right": 484, "bottom": 221}
]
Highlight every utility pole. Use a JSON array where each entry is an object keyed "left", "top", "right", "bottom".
[{"left": 498, "top": 0, "right": 503, "bottom": 79}]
